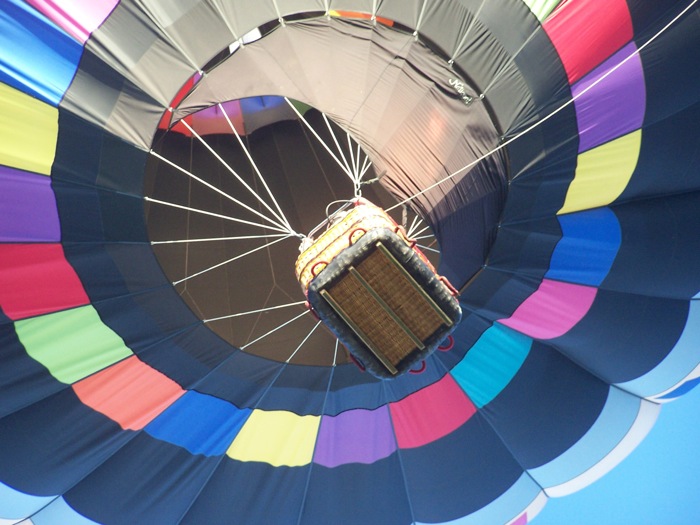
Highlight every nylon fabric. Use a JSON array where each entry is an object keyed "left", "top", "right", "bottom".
[{"left": 0, "top": 1, "right": 699, "bottom": 523}]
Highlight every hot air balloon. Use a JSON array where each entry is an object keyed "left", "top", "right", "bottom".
[{"left": 1, "top": 0, "right": 699, "bottom": 524}]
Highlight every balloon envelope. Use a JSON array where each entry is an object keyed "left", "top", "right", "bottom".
[{"left": 1, "top": 1, "right": 700, "bottom": 524}]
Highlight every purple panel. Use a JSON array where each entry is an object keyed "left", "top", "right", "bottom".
[
  {"left": 573, "top": 42, "right": 646, "bottom": 153},
  {"left": 314, "top": 406, "right": 396, "bottom": 467},
  {"left": 0, "top": 166, "right": 60, "bottom": 242}
]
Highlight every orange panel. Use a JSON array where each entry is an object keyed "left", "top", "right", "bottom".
[{"left": 73, "top": 356, "right": 185, "bottom": 430}]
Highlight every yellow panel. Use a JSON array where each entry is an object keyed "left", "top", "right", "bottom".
[
  {"left": 0, "top": 83, "right": 58, "bottom": 176},
  {"left": 558, "top": 130, "right": 641, "bottom": 215},
  {"left": 227, "top": 409, "right": 320, "bottom": 467}
]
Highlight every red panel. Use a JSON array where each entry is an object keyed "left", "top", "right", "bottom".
[
  {"left": 73, "top": 356, "right": 185, "bottom": 430},
  {"left": 544, "top": 0, "right": 633, "bottom": 84},
  {"left": 157, "top": 76, "right": 196, "bottom": 136},
  {"left": 334, "top": 11, "right": 394, "bottom": 26},
  {"left": 390, "top": 374, "right": 476, "bottom": 449},
  {"left": 0, "top": 244, "right": 89, "bottom": 320}
]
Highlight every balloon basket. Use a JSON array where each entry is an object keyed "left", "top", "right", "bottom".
[{"left": 304, "top": 226, "right": 461, "bottom": 379}]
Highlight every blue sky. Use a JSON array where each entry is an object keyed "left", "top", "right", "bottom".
[{"left": 533, "top": 386, "right": 700, "bottom": 525}]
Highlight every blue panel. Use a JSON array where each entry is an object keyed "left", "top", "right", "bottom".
[
  {"left": 553, "top": 290, "right": 689, "bottom": 384},
  {"left": 604, "top": 192, "right": 700, "bottom": 300},
  {"left": 0, "top": 0, "right": 82, "bottom": 105},
  {"left": 0, "top": 389, "right": 132, "bottom": 496},
  {"left": 416, "top": 474, "right": 542, "bottom": 525},
  {"left": 400, "top": 413, "right": 524, "bottom": 523},
  {"left": 0, "top": 320, "right": 64, "bottom": 419},
  {"left": 239, "top": 95, "right": 286, "bottom": 113},
  {"left": 618, "top": 301, "right": 700, "bottom": 398},
  {"left": 181, "top": 460, "right": 315, "bottom": 525},
  {"left": 546, "top": 208, "right": 621, "bottom": 286},
  {"left": 481, "top": 341, "right": 609, "bottom": 469},
  {"left": 300, "top": 456, "right": 413, "bottom": 525},
  {"left": 528, "top": 386, "right": 641, "bottom": 488},
  {"left": 619, "top": 102, "right": 700, "bottom": 204},
  {"left": 33, "top": 498, "right": 101, "bottom": 525},
  {"left": 145, "top": 391, "right": 250, "bottom": 456},
  {"left": 66, "top": 436, "right": 221, "bottom": 525},
  {"left": 637, "top": 6, "right": 700, "bottom": 126}
]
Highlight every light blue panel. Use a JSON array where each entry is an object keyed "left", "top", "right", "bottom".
[
  {"left": 0, "top": 481, "right": 54, "bottom": 520},
  {"left": 545, "top": 207, "right": 621, "bottom": 286},
  {"left": 32, "top": 497, "right": 100, "bottom": 525},
  {"left": 618, "top": 301, "right": 700, "bottom": 398},
  {"left": 0, "top": 0, "right": 83, "bottom": 105},
  {"left": 528, "top": 386, "right": 640, "bottom": 488},
  {"left": 416, "top": 473, "right": 542, "bottom": 525},
  {"left": 451, "top": 323, "right": 531, "bottom": 408},
  {"left": 145, "top": 390, "right": 250, "bottom": 456}
]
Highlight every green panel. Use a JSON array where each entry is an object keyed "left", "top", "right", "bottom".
[
  {"left": 15, "top": 305, "right": 133, "bottom": 384},
  {"left": 451, "top": 322, "right": 532, "bottom": 408},
  {"left": 522, "top": 0, "right": 562, "bottom": 21}
]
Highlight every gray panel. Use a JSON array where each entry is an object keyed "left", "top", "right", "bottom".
[
  {"left": 209, "top": 0, "right": 286, "bottom": 37},
  {"left": 327, "top": 0, "right": 377, "bottom": 15},
  {"left": 173, "top": 17, "right": 502, "bottom": 231},
  {"left": 461, "top": 0, "right": 540, "bottom": 57},
  {"left": 135, "top": 0, "right": 238, "bottom": 66}
]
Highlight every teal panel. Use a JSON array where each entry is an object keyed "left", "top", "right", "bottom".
[{"left": 451, "top": 323, "right": 532, "bottom": 408}]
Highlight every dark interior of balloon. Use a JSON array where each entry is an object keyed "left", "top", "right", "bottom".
[{"left": 145, "top": 16, "right": 507, "bottom": 370}]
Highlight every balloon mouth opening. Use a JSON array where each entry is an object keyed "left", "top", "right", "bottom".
[
  {"left": 143, "top": 14, "right": 507, "bottom": 367},
  {"left": 144, "top": 101, "right": 440, "bottom": 367}
]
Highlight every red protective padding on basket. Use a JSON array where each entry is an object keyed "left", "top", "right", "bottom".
[
  {"left": 73, "top": 356, "right": 185, "bottom": 431},
  {"left": 544, "top": 0, "right": 633, "bottom": 84},
  {"left": 0, "top": 243, "right": 89, "bottom": 320},
  {"left": 390, "top": 374, "right": 476, "bottom": 449}
]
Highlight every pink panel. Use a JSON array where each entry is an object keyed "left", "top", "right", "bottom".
[
  {"left": 511, "top": 514, "right": 529, "bottom": 525},
  {"left": 73, "top": 356, "right": 185, "bottom": 430},
  {"left": 0, "top": 244, "right": 89, "bottom": 320},
  {"left": 390, "top": 375, "right": 476, "bottom": 449},
  {"left": 500, "top": 279, "right": 597, "bottom": 340},
  {"left": 544, "top": 0, "right": 633, "bottom": 84},
  {"left": 25, "top": 0, "right": 118, "bottom": 43}
]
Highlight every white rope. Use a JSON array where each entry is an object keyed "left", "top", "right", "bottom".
[
  {"left": 144, "top": 196, "right": 290, "bottom": 234},
  {"left": 284, "top": 97, "right": 356, "bottom": 182},
  {"left": 286, "top": 320, "right": 322, "bottom": 363},
  {"left": 417, "top": 244, "right": 440, "bottom": 254},
  {"left": 172, "top": 234, "right": 293, "bottom": 285},
  {"left": 414, "top": 0, "right": 429, "bottom": 36},
  {"left": 359, "top": 154, "right": 373, "bottom": 180},
  {"left": 217, "top": 103, "right": 297, "bottom": 234},
  {"left": 179, "top": 119, "right": 292, "bottom": 230},
  {"left": 241, "top": 310, "right": 310, "bottom": 349},
  {"left": 204, "top": 300, "right": 307, "bottom": 323},
  {"left": 149, "top": 149, "right": 291, "bottom": 233},
  {"left": 387, "top": 0, "right": 699, "bottom": 212},
  {"left": 346, "top": 132, "right": 359, "bottom": 184},
  {"left": 406, "top": 214, "right": 421, "bottom": 238},
  {"left": 271, "top": 0, "right": 285, "bottom": 26},
  {"left": 151, "top": 233, "right": 288, "bottom": 245},
  {"left": 412, "top": 234, "right": 436, "bottom": 241},
  {"left": 449, "top": 0, "right": 487, "bottom": 63},
  {"left": 332, "top": 339, "right": 339, "bottom": 367},
  {"left": 322, "top": 113, "right": 354, "bottom": 178}
]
